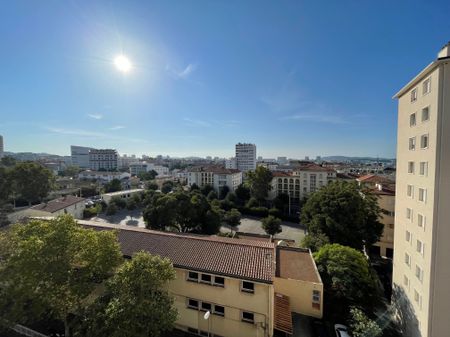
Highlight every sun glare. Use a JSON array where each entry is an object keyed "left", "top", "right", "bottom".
[{"left": 114, "top": 54, "right": 132, "bottom": 73}]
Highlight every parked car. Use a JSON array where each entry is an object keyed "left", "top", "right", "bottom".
[{"left": 334, "top": 324, "right": 350, "bottom": 337}]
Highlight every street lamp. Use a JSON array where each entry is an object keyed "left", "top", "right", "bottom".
[{"left": 203, "top": 310, "right": 211, "bottom": 336}]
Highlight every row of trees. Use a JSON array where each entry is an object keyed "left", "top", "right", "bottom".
[{"left": 0, "top": 215, "right": 176, "bottom": 337}]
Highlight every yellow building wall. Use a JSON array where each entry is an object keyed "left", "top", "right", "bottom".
[
  {"left": 169, "top": 268, "right": 273, "bottom": 337},
  {"left": 375, "top": 194, "right": 395, "bottom": 257},
  {"left": 273, "top": 277, "right": 323, "bottom": 319}
]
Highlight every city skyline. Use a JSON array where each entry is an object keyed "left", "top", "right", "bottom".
[{"left": 1, "top": 1, "right": 450, "bottom": 158}]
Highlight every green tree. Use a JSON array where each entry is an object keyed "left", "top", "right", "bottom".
[
  {"left": 261, "top": 215, "right": 282, "bottom": 236},
  {"left": 137, "top": 170, "right": 158, "bottom": 181},
  {"left": 246, "top": 166, "right": 273, "bottom": 202},
  {"left": 273, "top": 193, "right": 289, "bottom": 213},
  {"left": 0, "top": 215, "right": 122, "bottom": 336},
  {"left": 219, "top": 185, "right": 230, "bottom": 200},
  {"left": 0, "top": 166, "right": 12, "bottom": 202},
  {"left": 246, "top": 197, "right": 259, "bottom": 208},
  {"left": 223, "top": 208, "right": 241, "bottom": 232},
  {"left": 106, "top": 202, "right": 118, "bottom": 215},
  {"left": 301, "top": 181, "right": 383, "bottom": 251},
  {"left": 10, "top": 162, "right": 55, "bottom": 205},
  {"left": 313, "top": 244, "right": 381, "bottom": 318},
  {"left": 200, "top": 184, "right": 214, "bottom": 196},
  {"left": 190, "top": 183, "right": 199, "bottom": 191},
  {"left": 60, "top": 165, "right": 80, "bottom": 178},
  {"left": 161, "top": 181, "right": 174, "bottom": 194},
  {"left": 235, "top": 184, "right": 251, "bottom": 205},
  {"left": 0, "top": 156, "right": 17, "bottom": 167},
  {"left": 146, "top": 181, "right": 159, "bottom": 191},
  {"left": 350, "top": 307, "right": 382, "bottom": 337},
  {"left": 207, "top": 190, "right": 218, "bottom": 201},
  {"left": 104, "top": 179, "right": 122, "bottom": 193},
  {"left": 110, "top": 196, "right": 126, "bottom": 209},
  {"left": 76, "top": 251, "right": 177, "bottom": 337},
  {"left": 126, "top": 198, "right": 137, "bottom": 211}
]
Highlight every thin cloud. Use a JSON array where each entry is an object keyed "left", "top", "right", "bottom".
[
  {"left": 166, "top": 63, "right": 197, "bottom": 79},
  {"left": 87, "top": 113, "right": 103, "bottom": 120},
  {"left": 183, "top": 118, "right": 211, "bottom": 127},
  {"left": 280, "top": 113, "right": 347, "bottom": 124},
  {"left": 45, "top": 127, "right": 149, "bottom": 143},
  {"left": 109, "top": 125, "right": 125, "bottom": 130}
]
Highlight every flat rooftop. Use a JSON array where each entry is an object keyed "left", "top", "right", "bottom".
[
  {"left": 102, "top": 189, "right": 144, "bottom": 196},
  {"left": 275, "top": 246, "right": 321, "bottom": 283}
]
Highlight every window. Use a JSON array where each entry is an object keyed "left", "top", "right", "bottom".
[
  {"left": 213, "top": 305, "right": 225, "bottom": 316},
  {"left": 415, "top": 265, "right": 423, "bottom": 282},
  {"left": 403, "top": 275, "right": 410, "bottom": 288},
  {"left": 418, "top": 214, "right": 425, "bottom": 229},
  {"left": 408, "top": 161, "right": 415, "bottom": 174},
  {"left": 423, "top": 78, "right": 431, "bottom": 94},
  {"left": 201, "top": 274, "right": 212, "bottom": 284},
  {"left": 312, "top": 290, "right": 321, "bottom": 303},
  {"left": 213, "top": 276, "right": 225, "bottom": 287},
  {"left": 417, "top": 240, "right": 424, "bottom": 256},
  {"left": 418, "top": 188, "right": 427, "bottom": 202},
  {"left": 405, "top": 253, "right": 411, "bottom": 267},
  {"left": 411, "top": 88, "right": 418, "bottom": 102},
  {"left": 420, "top": 134, "right": 429, "bottom": 149},
  {"left": 422, "top": 107, "right": 430, "bottom": 121},
  {"left": 406, "top": 208, "right": 413, "bottom": 221},
  {"left": 241, "top": 311, "right": 255, "bottom": 323},
  {"left": 407, "top": 185, "right": 414, "bottom": 198},
  {"left": 414, "top": 289, "right": 422, "bottom": 309},
  {"left": 187, "top": 271, "right": 199, "bottom": 282},
  {"left": 410, "top": 113, "right": 416, "bottom": 126},
  {"left": 241, "top": 281, "right": 255, "bottom": 293},
  {"left": 188, "top": 299, "right": 199, "bottom": 310},
  {"left": 419, "top": 162, "right": 428, "bottom": 176},
  {"left": 201, "top": 302, "right": 212, "bottom": 312},
  {"left": 405, "top": 230, "right": 411, "bottom": 242},
  {"left": 409, "top": 137, "right": 416, "bottom": 150}
]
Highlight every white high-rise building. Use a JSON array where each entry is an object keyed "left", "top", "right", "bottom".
[
  {"left": 392, "top": 42, "right": 450, "bottom": 337},
  {"left": 89, "top": 149, "right": 118, "bottom": 171},
  {"left": 225, "top": 157, "right": 237, "bottom": 169},
  {"left": 70, "top": 145, "right": 94, "bottom": 168},
  {"left": 0, "top": 135, "right": 4, "bottom": 159},
  {"left": 235, "top": 143, "right": 256, "bottom": 172}
]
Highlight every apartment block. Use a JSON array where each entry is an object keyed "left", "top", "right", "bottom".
[
  {"left": 88, "top": 149, "right": 118, "bottom": 171},
  {"left": 187, "top": 166, "right": 243, "bottom": 193},
  {"left": 129, "top": 162, "right": 169, "bottom": 176},
  {"left": 356, "top": 174, "right": 395, "bottom": 258},
  {"left": 392, "top": 42, "right": 450, "bottom": 337},
  {"left": 269, "top": 164, "right": 336, "bottom": 202},
  {"left": 79, "top": 221, "right": 324, "bottom": 337},
  {"left": 235, "top": 143, "right": 256, "bottom": 172}
]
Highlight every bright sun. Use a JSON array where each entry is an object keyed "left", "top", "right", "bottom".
[{"left": 114, "top": 54, "right": 132, "bottom": 73}]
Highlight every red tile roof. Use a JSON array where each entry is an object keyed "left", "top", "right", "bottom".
[
  {"left": 78, "top": 221, "right": 275, "bottom": 283},
  {"left": 356, "top": 174, "right": 394, "bottom": 184},
  {"left": 31, "top": 195, "right": 85, "bottom": 213}
]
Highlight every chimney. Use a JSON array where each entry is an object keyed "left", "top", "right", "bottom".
[{"left": 438, "top": 41, "right": 450, "bottom": 59}]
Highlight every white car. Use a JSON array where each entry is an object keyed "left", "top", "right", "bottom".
[{"left": 334, "top": 324, "right": 350, "bottom": 337}]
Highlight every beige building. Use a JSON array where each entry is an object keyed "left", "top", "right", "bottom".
[
  {"left": 187, "top": 166, "right": 243, "bottom": 193},
  {"left": 79, "top": 221, "right": 323, "bottom": 337},
  {"left": 269, "top": 164, "right": 337, "bottom": 202},
  {"left": 392, "top": 42, "right": 450, "bottom": 337},
  {"left": 356, "top": 174, "right": 395, "bottom": 258}
]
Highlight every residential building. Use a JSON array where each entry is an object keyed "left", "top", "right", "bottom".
[
  {"left": 269, "top": 164, "right": 337, "bottom": 202},
  {"left": 129, "top": 162, "right": 169, "bottom": 176},
  {"left": 89, "top": 149, "right": 118, "bottom": 171},
  {"left": 277, "top": 157, "right": 288, "bottom": 165},
  {"left": 356, "top": 174, "right": 395, "bottom": 258},
  {"left": 225, "top": 157, "right": 237, "bottom": 169},
  {"left": 78, "top": 170, "right": 131, "bottom": 182},
  {"left": 118, "top": 154, "right": 138, "bottom": 169},
  {"left": 78, "top": 221, "right": 324, "bottom": 337},
  {"left": 187, "top": 166, "right": 243, "bottom": 193},
  {"left": 70, "top": 145, "right": 94, "bottom": 168},
  {"left": 0, "top": 134, "right": 4, "bottom": 159},
  {"left": 257, "top": 161, "right": 279, "bottom": 171},
  {"left": 392, "top": 42, "right": 450, "bottom": 337},
  {"left": 9, "top": 195, "right": 86, "bottom": 222},
  {"left": 235, "top": 143, "right": 256, "bottom": 172},
  {"left": 101, "top": 189, "right": 145, "bottom": 205}
]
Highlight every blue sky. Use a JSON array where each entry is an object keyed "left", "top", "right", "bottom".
[{"left": 1, "top": 1, "right": 449, "bottom": 159}]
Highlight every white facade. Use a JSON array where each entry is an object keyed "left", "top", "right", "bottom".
[
  {"left": 235, "top": 143, "right": 256, "bottom": 172},
  {"left": 78, "top": 170, "right": 130, "bottom": 182},
  {"left": 225, "top": 157, "right": 237, "bottom": 169},
  {"left": 392, "top": 43, "right": 450, "bottom": 337},
  {"left": 129, "top": 162, "right": 169, "bottom": 176},
  {"left": 71, "top": 145, "right": 94, "bottom": 168},
  {"left": 187, "top": 167, "right": 243, "bottom": 193},
  {"left": 102, "top": 189, "right": 145, "bottom": 204},
  {"left": 89, "top": 149, "right": 118, "bottom": 171}
]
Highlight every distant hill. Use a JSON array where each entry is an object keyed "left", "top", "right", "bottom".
[{"left": 321, "top": 156, "right": 395, "bottom": 163}]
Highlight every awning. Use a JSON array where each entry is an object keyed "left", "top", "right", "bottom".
[{"left": 274, "top": 293, "right": 293, "bottom": 335}]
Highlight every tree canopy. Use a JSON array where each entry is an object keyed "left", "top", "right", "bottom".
[
  {"left": 0, "top": 215, "right": 122, "bottom": 336},
  {"left": 301, "top": 181, "right": 383, "bottom": 251},
  {"left": 313, "top": 244, "right": 381, "bottom": 318},
  {"left": 246, "top": 166, "right": 273, "bottom": 202},
  {"left": 104, "top": 179, "right": 122, "bottom": 193},
  {"left": 261, "top": 215, "right": 282, "bottom": 236},
  {"left": 75, "top": 251, "right": 177, "bottom": 337}
]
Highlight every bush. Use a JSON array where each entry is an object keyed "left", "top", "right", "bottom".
[
  {"left": 126, "top": 199, "right": 137, "bottom": 211},
  {"left": 247, "top": 207, "right": 269, "bottom": 217},
  {"left": 268, "top": 207, "right": 281, "bottom": 217},
  {"left": 110, "top": 196, "right": 126, "bottom": 209},
  {"left": 246, "top": 197, "right": 259, "bottom": 208},
  {"left": 106, "top": 203, "right": 118, "bottom": 215}
]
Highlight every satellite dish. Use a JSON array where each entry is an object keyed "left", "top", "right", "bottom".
[{"left": 203, "top": 311, "right": 211, "bottom": 320}]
